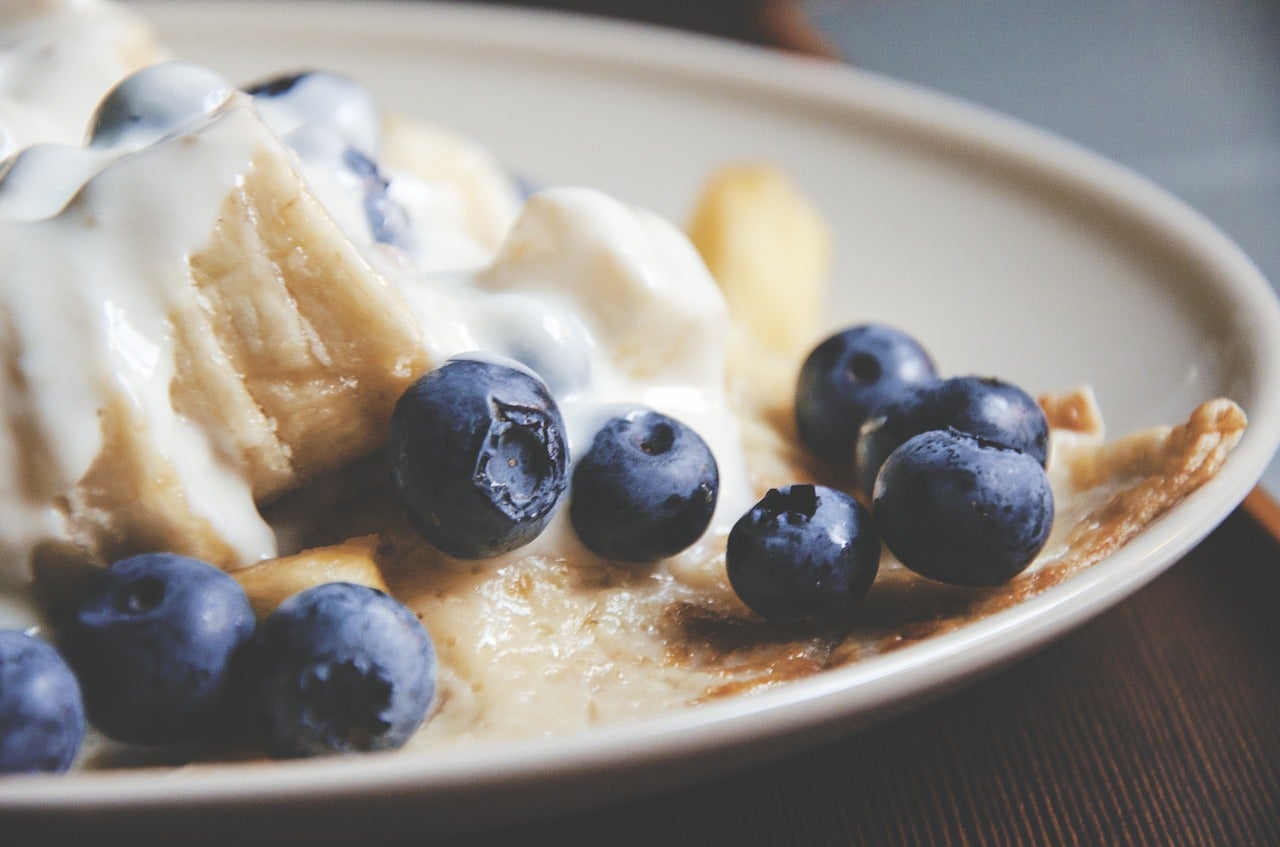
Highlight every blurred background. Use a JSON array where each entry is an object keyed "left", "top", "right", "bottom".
[
  {"left": 806, "top": 0, "right": 1280, "bottom": 492},
  {"left": 478, "top": 0, "right": 1280, "bottom": 493}
]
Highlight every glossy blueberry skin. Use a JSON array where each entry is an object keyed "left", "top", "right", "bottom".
[
  {"left": 856, "top": 375, "right": 1050, "bottom": 496},
  {"left": 874, "top": 429, "right": 1054, "bottom": 587},
  {"left": 726, "top": 484, "right": 880, "bottom": 623},
  {"left": 0, "top": 631, "right": 85, "bottom": 774},
  {"left": 795, "top": 324, "right": 937, "bottom": 467},
  {"left": 570, "top": 409, "right": 719, "bottom": 562},
  {"left": 245, "top": 583, "right": 436, "bottom": 758},
  {"left": 58, "top": 553, "right": 255, "bottom": 745},
  {"left": 389, "top": 356, "right": 569, "bottom": 558}
]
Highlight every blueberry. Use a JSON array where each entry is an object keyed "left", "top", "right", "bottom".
[
  {"left": 244, "top": 583, "right": 436, "bottom": 758},
  {"left": 0, "top": 631, "right": 84, "bottom": 774},
  {"left": 88, "top": 63, "right": 233, "bottom": 148},
  {"left": 856, "top": 375, "right": 1049, "bottom": 496},
  {"left": 343, "top": 146, "right": 411, "bottom": 247},
  {"left": 726, "top": 484, "right": 880, "bottom": 623},
  {"left": 389, "top": 356, "right": 569, "bottom": 558},
  {"left": 569, "top": 409, "right": 718, "bottom": 562},
  {"left": 58, "top": 553, "right": 255, "bottom": 745},
  {"left": 795, "top": 324, "right": 937, "bottom": 467},
  {"left": 874, "top": 429, "right": 1054, "bottom": 586}
]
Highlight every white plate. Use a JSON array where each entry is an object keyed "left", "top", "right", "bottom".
[{"left": 6, "top": 1, "right": 1280, "bottom": 840}]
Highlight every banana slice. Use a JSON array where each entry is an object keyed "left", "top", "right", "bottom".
[
  {"left": 687, "top": 164, "right": 831, "bottom": 354},
  {"left": 233, "top": 535, "right": 389, "bottom": 618},
  {"left": 182, "top": 136, "right": 429, "bottom": 495},
  {"left": 1, "top": 98, "right": 429, "bottom": 582}
]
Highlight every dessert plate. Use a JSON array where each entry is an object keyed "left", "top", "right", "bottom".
[{"left": 6, "top": 1, "right": 1280, "bottom": 841}]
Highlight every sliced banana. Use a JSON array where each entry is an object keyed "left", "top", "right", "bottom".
[
  {"left": 3, "top": 99, "right": 429, "bottom": 580},
  {"left": 233, "top": 535, "right": 389, "bottom": 618},
  {"left": 687, "top": 164, "right": 831, "bottom": 354}
]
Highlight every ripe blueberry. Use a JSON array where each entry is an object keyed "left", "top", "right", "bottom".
[
  {"left": 570, "top": 409, "right": 718, "bottom": 562},
  {"left": 874, "top": 428, "right": 1054, "bottom": 586},
  {"left": 856, "top": 375, "right": 1049, "bottom": 496},
  {"left": 726, "top": 484, "right": 880, "bottom": 623},
  {"left": 58, "top": 553, "right": 255, "bottom": 745},
  {"left": 389, "top": 356, "right": 569, "bottom": 558},
  {"left": 244, "top": 583, "right": 436, "bottom": 758},
  {"left": 0, "top": 631, "right": 85, "bottom": 774},
  {"left": 795, "top": 324, "right": 937, "bottom": 467}
]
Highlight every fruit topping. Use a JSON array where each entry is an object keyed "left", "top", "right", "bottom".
[
  {"left": 0, "top": 631, "right": 85, "bottom": 774},
  {"left": 570, "top": 409, "right": 719, "bottom": 562},
  {"left": 388, "top": 356, "right": 569, "bottom": 558},
  {"left": 796, "top": 324, "right": 937, "bottom": 467},
  {"left": 726, "top": 484, "right": 880, "bottom": 623},
  {"left": 243, "top": 583, "right": 436, "bottom": 758},
  {"left": 873, "top": 429, "right": 1054, "bottom": 586},
  {"left": 58, "top": 553, "right": 255, "bottom": 745},
  {"left": 856, "top": 375, "right": 1049, "bottom": 496}
]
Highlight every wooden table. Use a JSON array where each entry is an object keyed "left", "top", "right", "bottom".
[{"left": 438, "top": 2, "right": 1280, "bottom": 844}]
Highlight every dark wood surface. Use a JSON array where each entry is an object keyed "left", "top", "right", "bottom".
[{"left": 435, "top": 2, "right": 1280, "bottom": 844}]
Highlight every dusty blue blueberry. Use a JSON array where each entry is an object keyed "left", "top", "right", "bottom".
[
  {"left": 873, "top": 428, "right": 1054, "bottom": 586},
  {"left": 245, "top": 583, "right": 436, "bottom": 758},
  {"left": 0, "top": 631, "right": 84, "bottom": 774},
  {"left": 570, "top": 409, "right": 718, "bottom": 562},
  {"left": 726, "top": 484, "right": 880, "bottom": 623},
  {"left": 58, "top": 553, "right": 255, "bottom": 745},
  {"left": 856, "top": 375, "right": 1049, "bottom": 496},
  {"left": 388, "top": 356, "right": 569, "bottom": 558},
  {"left": 795, "top": 324, "right": 937, "bottom": 468}
]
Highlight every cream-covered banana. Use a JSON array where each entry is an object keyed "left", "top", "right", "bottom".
[{"left": 0, "top": 70, "right": 429, "bottom": 581}]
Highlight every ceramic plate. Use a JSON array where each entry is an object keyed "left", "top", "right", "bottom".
[{"left": 5, "top": 1, "right": 1280, "bottom": 841}]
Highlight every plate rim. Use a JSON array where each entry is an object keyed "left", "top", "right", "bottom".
[{"left": 6, "top": 0, "right": 1280, "bottom": 823}]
